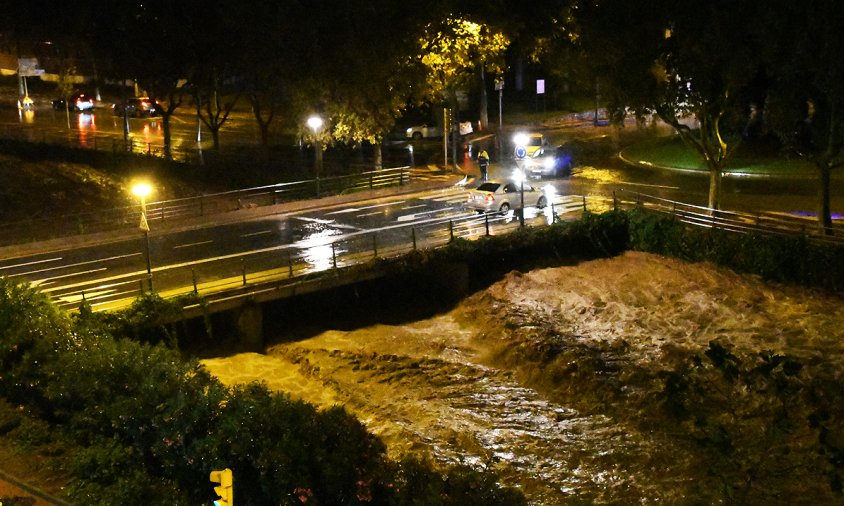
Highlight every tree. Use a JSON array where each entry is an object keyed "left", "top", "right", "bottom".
[
  {"left": 763, "top": 0, "right": 844, "bottom": 234},
  {"left": 419, "top": 16, "right": 510, "bottom": 167},
  {"left": 562, "top": 0, "right": 765, "bottom": 210},
  {"left": 91, "top": 0, "right": 192, "bottom": 159}
]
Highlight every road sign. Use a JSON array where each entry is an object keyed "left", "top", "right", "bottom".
[
  {"left": 536, "top": 79, "right": 545, "bottom": 95},
  {"left": 17, "top": 58, "right": 44, "bottom": 77}
]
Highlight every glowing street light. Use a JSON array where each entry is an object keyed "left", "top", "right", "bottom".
[
  {"left": 132, "top": 182, "right": 154, "bottom": 291},
  {"left": 307, "top": 115, "right": 324, "bottom": 197}
]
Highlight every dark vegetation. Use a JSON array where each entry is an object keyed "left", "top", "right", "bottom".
[{"left": 2, "top": 209, "right": 844, "bottom": 503}]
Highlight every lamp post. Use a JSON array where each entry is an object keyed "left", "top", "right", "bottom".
[
  {"left": 307, "top": 115, "right": 324, "bottom": 197},
  {"left": 132, "top": 182, "right": 154, "bottom": 291}
]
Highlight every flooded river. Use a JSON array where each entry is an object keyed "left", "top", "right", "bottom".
[{"left": 202, "top": 251, "right": 844, "bottom": 504}]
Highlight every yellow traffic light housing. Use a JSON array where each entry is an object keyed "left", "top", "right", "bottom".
[{"left": 210, "top": 468, "right": 233, "bottom": 506}]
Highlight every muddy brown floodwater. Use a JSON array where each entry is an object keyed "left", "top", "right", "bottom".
[{"left": 202, "top": 251, "right": 844, "bottom": 504}]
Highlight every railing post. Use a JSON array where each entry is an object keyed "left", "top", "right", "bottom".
[
  {"left": 582, "top": 195, "right": 587, "bottom": 212},
  {"left": 400, "top": 168, "right": 405, "bottom": 186},
  {"left": 370, "top": 174, "right": 374, "bottom": 190},
  {"left": 331, "top": 242, "right": 337, "bottom": 268},
  {"left": 373, "top": 233, "right": 378, "bottom": 257},
  {"left": 412, "top": 227, "right": 417, "bottom": 250},
  {"left": 449, "top": 220, "right": 454, "bottom": 242},
  {"left": 551, "top": 202, "right": 556, "bottom": 224},
  {"left": 288, "top": 252, "right": 294, "bottom": 277},
  {"left": 485, "top": 213, "right": 490, "bottom": 236},
  {"left": 241, "top": 259, "right": 247, "bottom": 285},
  {"left": 613, "top": 190, "right": 618, "bottom": 211},
  {"left": 192, "top": 268, "right": 198, "bottom": 294}
]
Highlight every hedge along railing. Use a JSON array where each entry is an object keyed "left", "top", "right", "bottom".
[
  {"left": 613, "top": 189, "right": 844, "bottom": 246},
  {"left": 43, "top": 196, "right": 602, "bottom": 313},
  {"left": 0, "top": 167, "right": 411, "bottom": 247}
]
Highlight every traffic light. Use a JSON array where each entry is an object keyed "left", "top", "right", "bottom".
[{"left": 210, "top": 468, "right": 233, "bottom": 506}]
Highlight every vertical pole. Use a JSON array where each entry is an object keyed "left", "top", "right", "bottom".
[
  {"left": 412, "top": 227, "right": 417, "bottom": 250},
  {"left": 443, "top": 108, "right": 448, "bottom": 170},
  {"left": 373, "top": 233, "right": 378, "bottom": 257},
  {"left": 485, "top": 213, "right": 490, "bottom": 236},
  {"left": 143, "top": 230, "right": 153, "bottom": 292},
  {"left": 519, "top": 180, "right": 525, "bottom": 227},
  {"left": 551, "top": 202, "right": 556, "bottom": 224},
  {"left": 331, "top": 242, "right": 337, "bottom": 269},
  {"left": 241, "top": 259, "right": 247, "bottom": 285},
  {"left": 613, "top": 191, "right": 618, "bottom": 211},
  {"left": 288, "top": 252, "right": 294, "bottom": 277},
  {"left": 449, "top": 220, "right": 454, "bottom": 242},
  {"left": 192, "top": 268, "right": 198, "bottom": 294},
  {"left": 582, "top": 195, "right": 587, "bottom": 212}
]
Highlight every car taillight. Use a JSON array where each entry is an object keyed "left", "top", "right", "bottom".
[{"left": 485, "top": 194, "right": 494, "bottom": 202}]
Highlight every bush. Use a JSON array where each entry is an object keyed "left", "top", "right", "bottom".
[
  {"left": 627, "top": 209, "right": 844, "bottom": 291},
  {"left": 0, "top": 276, "right": 524, "bottom": 505}
]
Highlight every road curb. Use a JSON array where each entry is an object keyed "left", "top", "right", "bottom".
[{"left": 0, "top": 467, "right": 70, "bottom": 505}]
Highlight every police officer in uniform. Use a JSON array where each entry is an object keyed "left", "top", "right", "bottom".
[{"left": 477, "top": 149, "right": 490, "bottom": 181}]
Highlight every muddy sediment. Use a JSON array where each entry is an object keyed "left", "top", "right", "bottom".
[{"left": 202, "top": 251, "right": 844, "bottom": 503}]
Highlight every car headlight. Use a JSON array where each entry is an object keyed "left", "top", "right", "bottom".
[{"left": 543, "top": 157, "right": 555, "bottom": 169}]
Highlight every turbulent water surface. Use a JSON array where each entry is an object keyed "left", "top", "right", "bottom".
[{"left": 202, "top": 251, "right": 844, "bottom": 503}]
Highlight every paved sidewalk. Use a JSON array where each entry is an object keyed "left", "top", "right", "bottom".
[{"left": 0, "top": 467, "right": 69, "bottom": 505}]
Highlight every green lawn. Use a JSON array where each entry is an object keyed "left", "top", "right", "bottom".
[{"left": 621, "top": 136, "right": 817, "bottom": 177}]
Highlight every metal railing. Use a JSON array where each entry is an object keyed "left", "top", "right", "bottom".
[
  {"left": 0, "top": 167, "right": 410, "bottom": 246},
  {"left": 36, "top": 187, "right": 844, "bottom": 314},
  {"left": 45, "top": 196, "right": 601, "bottom": 313},
  {"left": 614, "top": 189, "right": 844, "bottom": 245}
]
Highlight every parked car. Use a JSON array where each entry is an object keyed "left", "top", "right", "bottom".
[
  {"left": 113, "top": 97, "right": 161, "bottom": 117},
  {"left": 513, "top": 132, "right": 548, "bottom": 159},
  {"left": 406, "top": 121, "right": 473, "bottom": 140},
  {"left": 52, "top": 92, "right": 95, "bottom": 112},
  {"left": 465, "top": 179, "right": 549, "bottom": 214},
  {"left": 522, "top": 145, "right": 574, "bottom": 179},
  {"left": 406, "top": 124, "right": 442, "bottom": 140}
]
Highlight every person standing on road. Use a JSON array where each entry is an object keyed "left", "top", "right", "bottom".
[{"left": 477, "top": 149, "right": 490, "bottom": 181}]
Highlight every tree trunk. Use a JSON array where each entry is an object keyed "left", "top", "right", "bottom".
[
  {"left": 817, "top": 162, "right": 833, "bottom": 234},
  {"left": 373, "top": 142, "right": 383, "bottom": 170},
  {"left": 479, "top": 66, "right": 488, "bottom": 131},
  {"left": 708, "top": 164, "right": 722, "bottom": 211}
]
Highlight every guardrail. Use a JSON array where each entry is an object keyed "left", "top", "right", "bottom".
[
  {"left": 38, "top": 187, "right": 844, "bottom": 314},
  {"left": 46, "top": 195, "right": 603, "bottom": 313},
  {"left": 613, "top": 189, "right": 844, "bottom": 245},
  {"left": 0, "top": 166, "right": 410, "bottom": 246}
]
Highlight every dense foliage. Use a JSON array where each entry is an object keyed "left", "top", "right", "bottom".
[
  {"left": 0, "top": 278, "right": 524, "bottom": 505},
  {"left": 627, "top": 209, "right": 844, "bottom": 291}
]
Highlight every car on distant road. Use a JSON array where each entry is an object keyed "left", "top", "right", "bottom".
[
  {"left": 522, "top": 145, "right": 574, "bottom": 179},
  {"left": 406, "top": 124, "right": 442, "bottom": 140},
  {"left": 465, "top": 179, "right": 549, "bottom": 214},
  {"left": 113, "top": 97, "right": 161, "bottom": 117},
  {"left": 52, "top": 92, "right": 95, "bottom": 112},
  {"left": 406, "top": 121, "right": 473, "bottom": 140},
  {"left": 513, "top": 132, "right": 547, "bottom": 159}
]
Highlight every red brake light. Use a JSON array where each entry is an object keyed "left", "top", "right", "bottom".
[{"left": 485, "top": 194, "right": 494, "bottom": 202}]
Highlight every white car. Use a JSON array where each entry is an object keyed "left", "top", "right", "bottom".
[
  {"left": 407, "top": 121, "right": 473, "bottom": 140},
  {"left": 465, "top": 179, "right": 549, "bottom": 214},
  {"left": 406, "top": 124, "right": 442, "bottom": 140}
]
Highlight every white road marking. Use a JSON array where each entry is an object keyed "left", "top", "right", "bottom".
[
  {"left": 0, "top": 257, "right": 63, "bottom": 270},
  {"left": 241, "top": 230, "right": 273, "bottom": 238},
  {"left": 174, "top": 240, "right": 214, "bottom": 249},
  {"left": 9, "top": 253, "right": 139, "bottom": 277}
]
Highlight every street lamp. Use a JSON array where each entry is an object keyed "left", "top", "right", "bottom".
[
  {"left": 132, "top": 182, "right": 154, "bottom": 291},
  {"left": 307, "top": 115, "right": 324, "bottom": 197}
]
